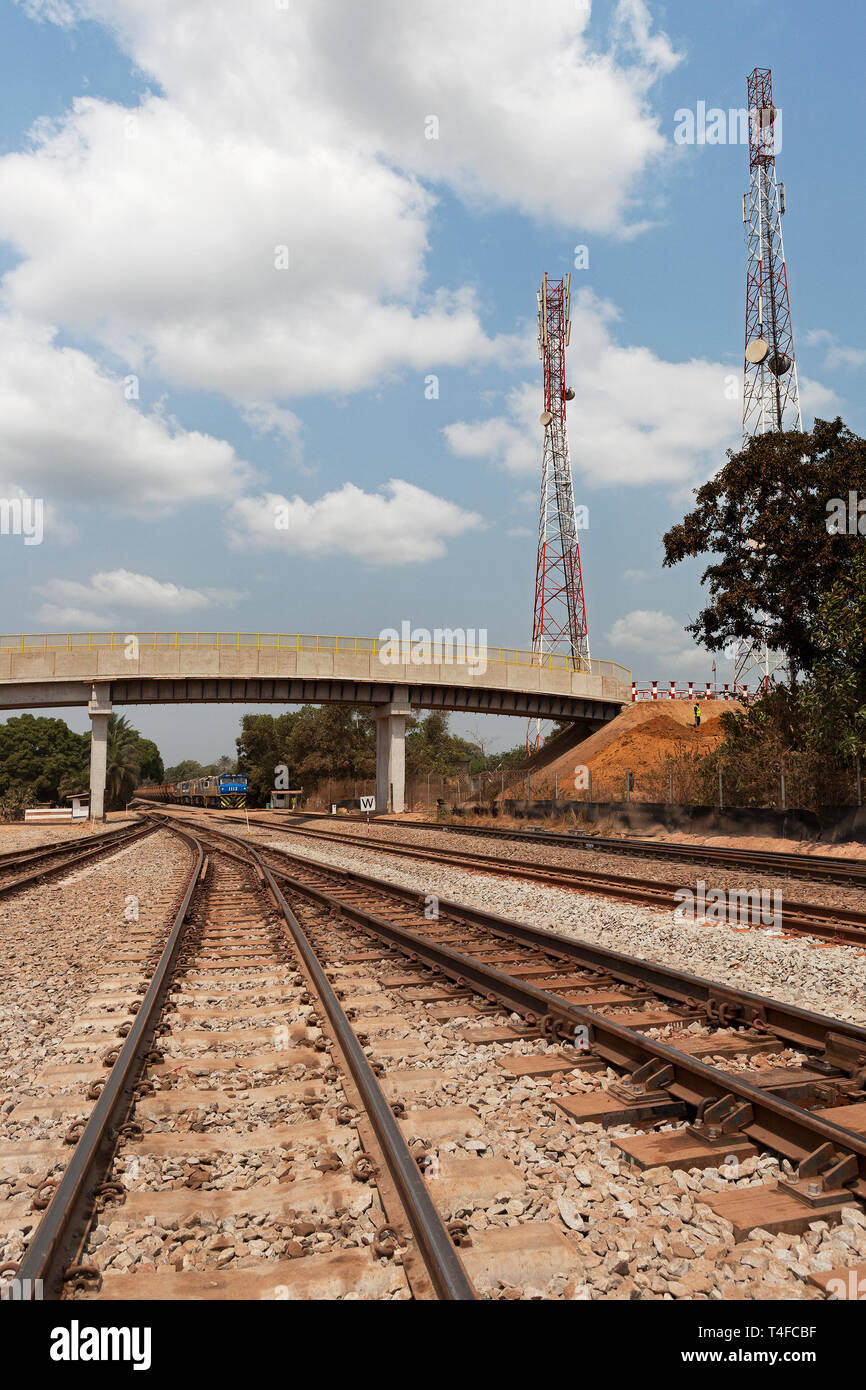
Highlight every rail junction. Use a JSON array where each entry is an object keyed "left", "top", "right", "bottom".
[{"left": 2, "top": 807, "right": 866, "bottom": 1301}]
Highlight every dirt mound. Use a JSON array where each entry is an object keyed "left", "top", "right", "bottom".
[{"left": 527, "top": 700, "right": 740, "bottom": 802}]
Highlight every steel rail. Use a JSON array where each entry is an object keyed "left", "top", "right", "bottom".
[
  {"left": 273, "top": 809, "right": 866, "bottom": 887},
  {"left": 172, "top": 815, "right": 866, "bottom": 1063},
  {"left": 115, "top": 813, "right": 476, "bottom": 1301},
  {"left": 244, "top": 851, "right": 866, "bottom": 1195},
  {"left": 0, "top": 827, "right": 140, "bottom": 870},
  {"left": 229, "top": 814, "right": 866, "bottom": 944},
  {"left": 147, "top": 816, "right": 866, "bottom": 1206},
  {"left": 0, "top": 819, "right": 155, "bottom": 899},
  {"left": 283, "top": 820, "right": 866, "bottom": 929},
  {"left": 15, "top": 824, "right": 204, "bottom": 1299},
  {"left": 252, "top": 848, "right": 476, "bottom": 1301}
]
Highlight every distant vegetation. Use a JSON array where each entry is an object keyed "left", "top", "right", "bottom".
[
  {"left": 164, "top": 756, "right": 236, "bottom": 782},
  {"left": 236, "top": 706, "right": 525, "bottom": 807}
]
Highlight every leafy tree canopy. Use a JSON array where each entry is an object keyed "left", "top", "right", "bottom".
[
  {"left": 236, "top": 705, "right": 502, "bottom": 804},
  {"left": 662, "top": 417, "right": 866, "bottom": 681},
  {"left": 0, "top": 712, "right": 166, "bottom": 813},
  {"left": 0, "top": 714, "right": 89, "bottom": 805}
]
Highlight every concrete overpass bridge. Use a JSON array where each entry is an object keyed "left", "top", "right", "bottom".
[{"left": 0, "top": 632, "right": 631, "bottom": 817}]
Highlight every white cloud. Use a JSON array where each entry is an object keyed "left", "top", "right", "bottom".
[
  {"left": 35, "top": 568, "right": 247, "bottom": 626},
  {"left": 803, "top": 329, "right": 866, "bottom": 372},
  {"left": 444, "top": 290, "right": 742, "bottom": 490},
  {"left": 606, "top": 608, "right": 702, "bottom": 669},
  {"left": 0, "top": 479, "right": 77, "bottom": 544},
  {"left": 229, "top": 479, "right": 484, "bottom": 566},
  {"left": 0, "top": 1, "right": 680, "bottom": 405},
  {"left": 444, "top": 402, "right": 539, "bottom": 478},
  {"left": 0, "top": 315, "right": 253, "bottom": 509}
]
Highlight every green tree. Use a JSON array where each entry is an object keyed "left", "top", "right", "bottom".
[
  {"left": 799, "top": 547, "right": 866, "bottom": 762},
  {"left": 0, "top": 714, "right": 89, "bottom": 805},
  {"left": 662, "top": 418, "right": 866, "bottom": 682},
  {"left": 236, "top": 712, "right": 300, "bottom": 805},
  {"left": 164, "top": 759, "right": 218, "bottom": 781},
  {"left": 105, "top": 714, "right": 141, "bottom": 809},
  {"left": 406, "top": 712, "right": 477, "bottom": 774}
]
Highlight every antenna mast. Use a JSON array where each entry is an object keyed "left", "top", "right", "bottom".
[
  {"left": 742, "top": 66, "right": 801, "bottom": 438},
  {"left": 736, "top": 68, "right": 801, "bottom": 692},
  {"left": 531, "top": 272, "right": 590, "bottom": 670}
]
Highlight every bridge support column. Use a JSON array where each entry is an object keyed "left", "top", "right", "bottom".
[
  {"left": 374, "top": 689, "right": 411, "bottom": 813},
  {"left": 88, "top": 685, "right": 112, "bottom": 822}
]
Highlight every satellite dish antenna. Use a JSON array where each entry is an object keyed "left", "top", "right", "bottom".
[
  {"left": 767, "top": 352, "right": 792, "bottom": 377},
  {"left": 745, "top": 338, "right": 769, "bottom": 364},
  {"left": 565, "top": 387, "right": 575, "bottom": 401},
  {"left": 539, "top": 411, "right": 553, "bottom": 427}
]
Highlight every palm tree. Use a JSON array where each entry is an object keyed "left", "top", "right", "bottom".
[{"left": 105, "top": 714, "right": 141, "bottom": 810}]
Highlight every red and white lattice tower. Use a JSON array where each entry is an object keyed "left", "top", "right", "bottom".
[
  {"left": 742, "top": 66, "right": 801, "bottom": 440},
  {"left": 736, "top": 68, "right": 801, "bottom": 691},
  {"left": 531, "top": 272, "right": 590, "bottom": 670}
]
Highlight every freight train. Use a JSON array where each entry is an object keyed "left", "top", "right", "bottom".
[{"left": 136, "top": 774, "right": 248, "bottom": 809}]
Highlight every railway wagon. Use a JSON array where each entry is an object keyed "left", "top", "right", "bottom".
[{"left": 140, "top": 774, "right": 248, "bottom": 808}]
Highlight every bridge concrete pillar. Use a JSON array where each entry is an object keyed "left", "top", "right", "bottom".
[
  {"left": 88, "top": 684, "right": 112, "bottom": 822},
  {"left": 374, "top": 689, "right": 411, "bottom": 813}
]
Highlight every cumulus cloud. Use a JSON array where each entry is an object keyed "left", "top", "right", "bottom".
[
  {"left": 445, "top": 290, "right": 743, "bottom": 490},
  {"left": 0, "top": 0, "right": 680, "bottom": 405},
  {"left": 228, "top": 479, "right": 484, "bottom": 566},
  {"left": 606, "top": 608, "right": 703, "bottom": 670},
  {"left": 0, "top": 316, "right": 253, "bottom": 509},
  {"left": 803, "top": 329, "right": 866, "bottom": 373},
  {"left": 35, "top": 568, "right": 247, "bottom": 626}
]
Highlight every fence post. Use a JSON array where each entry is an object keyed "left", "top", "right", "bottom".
[
  {"left": 588, "top": 769, "right": 592, "bottom": 804},
  {"left": 857, "top": 756, "right": 862, "bottom": 808},
  {"left": 669, "top": 767, "right": 673, "bottom": 805},
  {"left": 554, "top": 771, "right": 558, "bottom": 804},
  {"left": 780, "top": 762, "right": 786, "bottom": 811},
  {"left": 527, "top": 771, "right": 531, "bottom": 808},
  {"left": 626, "top": 771, "right": 630, "bottom": 803},
  {"left": 718, "top": 761, "right": 724, "bottom": 810}
]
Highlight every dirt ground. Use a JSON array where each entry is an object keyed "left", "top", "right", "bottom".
[{"left": 524, "top": 700, "right": 737, "bottom": 802}]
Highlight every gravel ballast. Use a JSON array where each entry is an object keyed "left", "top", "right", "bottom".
[{"left": 247, "top": 828, "right": 866, "bottom": 1027}]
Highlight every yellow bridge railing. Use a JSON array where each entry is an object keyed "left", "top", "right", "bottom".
[{"left": 0, "top": 633, "right": 632, "bottom": 686}]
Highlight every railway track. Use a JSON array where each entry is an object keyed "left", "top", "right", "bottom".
[
  {"left": 7, "top": 822, "right": 505, "bottom": 1301},
  {"left": 152, "top": 815, "right": 866, "bottom": 1267},
  {"left": 7, "top": 811, "right": 866, "bottom": 1301},
  {"left": 0, "top": 820, "right": 154, "bottom": 899},
  {"left": 272, "top": 808, "right": 866, "bottom": 889},
  {"left": 205, "top": 811, "right": 866, "bottom": 947}
]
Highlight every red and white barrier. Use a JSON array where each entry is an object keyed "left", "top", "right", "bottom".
[{"left": 629, "top": 682, "right": 760, "bottom": 704}]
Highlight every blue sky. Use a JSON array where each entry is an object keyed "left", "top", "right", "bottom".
[{"left": 0, "top": 0, "right": 863, "bottom": 764}]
